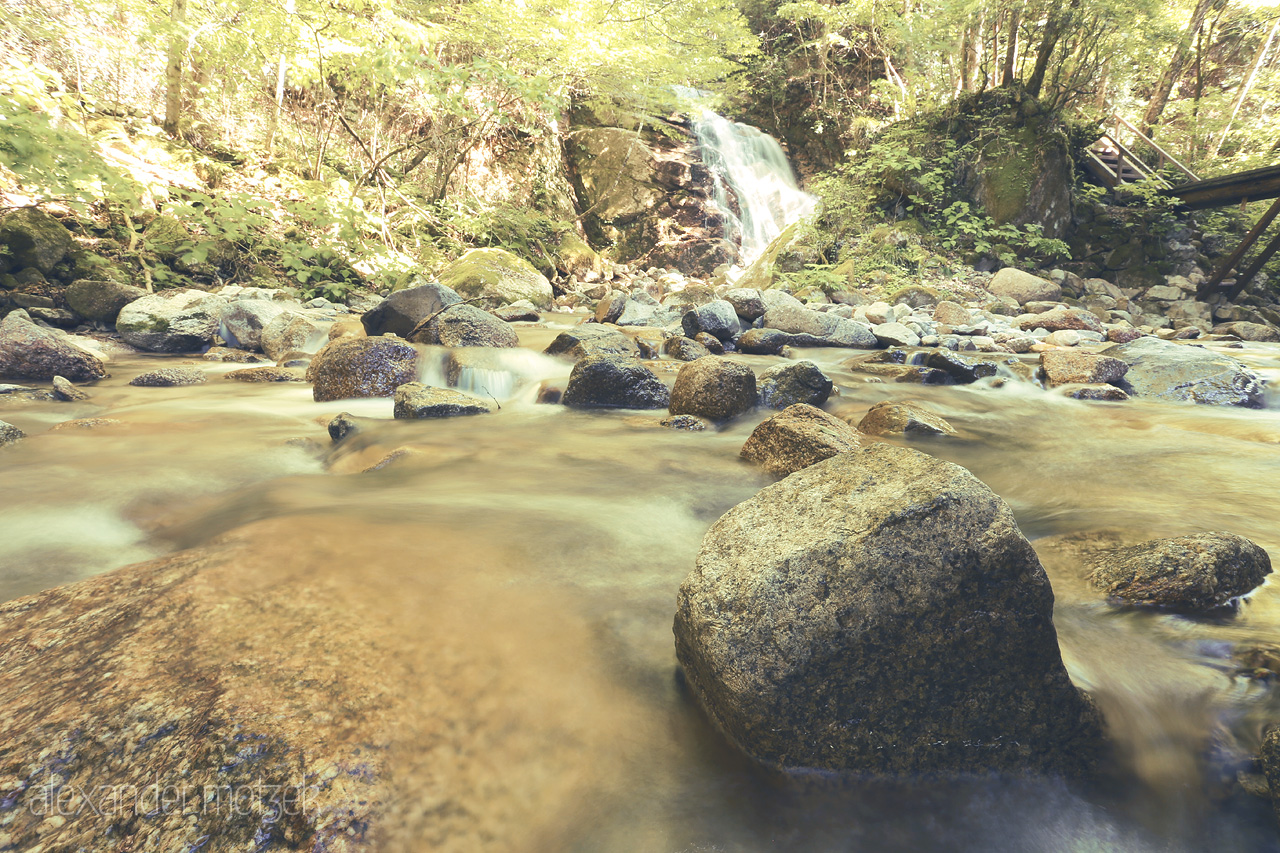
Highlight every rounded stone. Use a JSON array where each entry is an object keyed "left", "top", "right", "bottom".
[
  {"left": 740, "top": 403, "right": 861, "bottom": 477},
  {"left": 1089, "top": 531, "right": 1272, "bottom": 611},
  {"left": 756, "top": 360, "right": 833, "bottom": 410},
  {"left": 675, "top": 445, "right": 1104, "bottom": 776},
  {"left": 856, "top": 400, "right": 956, "bottom": 436},
  {"left": 307, "top": 337, "right": 419, "bottom": 403},
  {"left": 561, "top": 354, "right": 670, "bottom": 410},
  {"left": 668, "top": 357, "right": 757, "bottom": 422},
  {"left": 129, "top": 367, "right": 207, "bottom": 387}
]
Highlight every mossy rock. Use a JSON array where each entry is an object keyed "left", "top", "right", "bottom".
[
  {"left": 0, "top": 208, "right": 74, "bottom": 274},
  {"left": 737, "top": 222, "right": 820, "bottom": 290},
  {"left": 142, "top": 215, "right": 194, "bottom": 261},
  {"left": 437, "top": 248, "right": 554, "bottom": 308},
  {"left": 556, "top": 231, "right": 601, "bottom": 277}
]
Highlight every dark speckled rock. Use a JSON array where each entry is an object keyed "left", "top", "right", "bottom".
[
  {"left": 129, "top": 367, "right": 207, "bottom": 387},
  {"left": 561, "top": 355, "right": 669, "bottom": 409},
  {"left": 307, "top": 337, "right": 419, "bottom": 402},
  {"left": 740, "top": 404, "right": 860, "bottom": 477},
  {"left": 1102, "top": 337, "right": 1265, "bottom": 407},
  {"left": 668, "top": 357, "right": 756, "bottom": 422},
  {"left": 756, "top": 360, "right": 832, "bottom": 409},
  {"left": 674, "top": 445, "right": 1104, "bottom": 777},
  {"left": 1089, "top": 532, "right": 1271, "bottom": 611},
  {"left": 543, "top": 324, "right": 639, "bottom": 361}
]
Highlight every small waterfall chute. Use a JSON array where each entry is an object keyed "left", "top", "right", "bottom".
[{"left": 677, "top": 92, "right": 817, "bottom": 270}]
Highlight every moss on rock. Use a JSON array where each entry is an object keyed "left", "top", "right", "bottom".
[{"left": 437, "top": 248, "right": 553, "bottom": 308}]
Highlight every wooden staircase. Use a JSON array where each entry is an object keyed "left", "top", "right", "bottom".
[{"left": 1083, "top": 114, "right": 1199, "bottom": 189}]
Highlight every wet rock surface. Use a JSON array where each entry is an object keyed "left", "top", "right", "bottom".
[
  {"left": 129, "top": 367, "right": 208, "bottom": 387},
  {"left": 0, "top": 419, "right": 25, "bottom": 446},
  {"left": 739, "top": 403, "right": 861, "bottom": 477},
  {"left": 675, "top": 445, "right": 1105, "bottom": 776},
  {"left": 1103, "top": 337, "right": 1265, "bottom": 407},
  {"left": 856, "top": 400, "right": 956, "bottom": 436},
  {"left": 1089, "top": 532, "right": 1272, "bottom": 611},
  {"left": 756, "top": 360, "right": 832, "bottom": 410},
  {"left": 308, "top": 337, "right": 419, "bottom": 402},
  {"left": 668, "top": 357, "right": 757, "bottom": 422},
  {"left": 561, "top": 355, "right": 670, "bottom": 409},
  {"left": 393, "top": 383, "right": 495, "bottom": 418}
]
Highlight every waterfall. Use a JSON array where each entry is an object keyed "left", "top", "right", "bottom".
[{"left": 688, "top": 109, "right": 817, "bottom": 268}]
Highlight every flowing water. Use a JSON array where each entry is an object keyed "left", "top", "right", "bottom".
[
  {"left": 686, "top": 107, "right": 817, "bottom": 268},
  {"left": 4, "top": 329, "right": 1280, "bottom": 851}
]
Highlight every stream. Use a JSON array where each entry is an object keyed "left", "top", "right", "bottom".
[{"left": 3, "top": 330, "right": 1280, "bottom": 851}]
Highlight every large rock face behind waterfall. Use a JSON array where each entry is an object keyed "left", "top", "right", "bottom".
[
  {"left": 674, "top": 445, "right": 1104, "bottom": 776},
  {"left": 565, "top": 108, "right": 736, "bottom": 275}
]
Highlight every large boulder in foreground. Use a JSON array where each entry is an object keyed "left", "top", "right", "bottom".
[
  {"left": 1089, "top": 532, "right": 1271, "bottom": 611},
  {"left": 0, "top": 310, "right": 106, "bottom": 382},
  {"left": 116, "top": 290, "right": 228, "bottom": 352},
  {"left": 740, "top": 404, "right": 861, "bottom": 477},
  {"left": 1102, "top": 337, "right": 1265, "bottom": 407},
  {"left": 438, "top": 248, "right": 554, "bottom": 309},
  {"left": 674, "top": 445, "right": 1104, "bottom": 776},
  {"left": 360, "top": 281, "right": 462, "bottom": 338},
  {"left": 562, "top": 354, "right": 669, "bottom": 409},
  {"left": 307, "top": 337, "right": 419, "bottom": 402},
  {"left": 668, "top": 357, "right": 757, "bottom": 422}
]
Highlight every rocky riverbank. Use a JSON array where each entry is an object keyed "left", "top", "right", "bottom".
[{"left": 3, "top": 203, "right": 1280, "bottom": 849}]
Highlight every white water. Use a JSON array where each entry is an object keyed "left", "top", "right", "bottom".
[{"left": 689, "top": 109, "right": 817, "bottom": 268}]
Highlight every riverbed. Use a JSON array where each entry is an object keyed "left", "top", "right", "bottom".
[{"left": 2, "top": 320, "right": 1280, "bottom": 851}]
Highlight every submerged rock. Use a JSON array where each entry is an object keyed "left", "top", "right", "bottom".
[
  {"left": 490, "top": 299, "right": 540, "bottom": 323},
  {"left": 0, "top": 310, "right": 107, "bottom": 382},
  {"left": 756, "top": 360, "right": 833, "bottom": 410},
  {"left": 857, "top": 400, "right": 956, "bottom": 436},
  {"left": 1089, "top": 532, "right": 1271, "bottom": 611},
  {"left": 660, "top": 414, "right": 707, "bottom": 431},
  {"left": 1102, "top": 337, "right": 1265, "bottom": 408},
  {"left": 674, "top": 445, "right": 1104, "bottom": 776},
  {"left": 224, "top": 366, "right": 304, "bottom": 383},
  {"left": 360, "top": 280, "right": 462, "bottom": 338},
  {"left": 327, "top": 411, "right": 365, "bottom": 442},
  {"left": 308, "top": 337, "right": 419, "bottom": 402},
  {"left": 129, "top": 367, "right": 207, "bottom": 387},
  {"left": 561, "top": 355, "right": 670, "bottom": 410},
  {"left": 1058, "top": 384, "right": 1130, "bottom": 402},
  {"left": 668, "top": 357, "right": 757, "bottom": 422},
  {"left": 543, "top": 324, "right": 639, "bottom": 361},
  {"left": 0, "top": 420, "right": 25, "bottom": 447},
  {"left": 116, "top": 290, "right": 228, "bottom": 352},
  {"left": 393, "top": 383, "right": 495, "bottom": 418},
  {"left": 739, "top": 404, "right": 861, "bottom": 477}
]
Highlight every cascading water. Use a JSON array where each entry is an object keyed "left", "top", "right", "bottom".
[{"left": 686, "top": 107, "right": 817, "bottom": 269}]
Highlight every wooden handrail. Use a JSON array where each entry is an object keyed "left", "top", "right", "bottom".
[
  {"left": 1110, "top": 114, "right": 1200, "bottom": 182},
  {"left": 1099, "top": 132, "right": 1160, "bottom": 182}
]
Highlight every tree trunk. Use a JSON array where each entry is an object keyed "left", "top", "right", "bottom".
[
  {"left": 1211, "top": 17, "right": 1280, "bottom": 158},
  {"left": 265, "top": 0, "right": 296, "bottom": 158},
  {"left": 163, "top": 0, "right": 188, "bottom": 137},
  {"left": 1001, "top": 7, "right": 1021, "bottom": 87},
  {"left": 1026, "top": 0, "right": 1082, "bottom": 98},
  {"left": 1141, "top": 0, "right": 1223, "bottom": 137}
]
